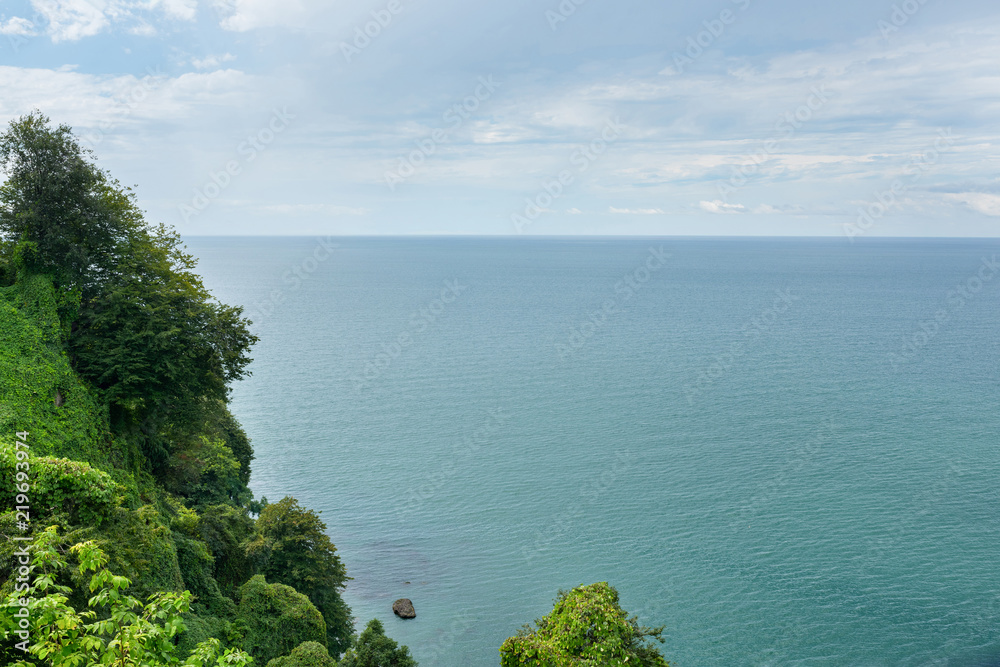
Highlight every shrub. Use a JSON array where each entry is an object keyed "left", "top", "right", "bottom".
[
  {"left": 237, "top": 574, "right": 327, "bottom": 664},
  {"left": 265, "top": 641, "right": 337, "bottom": 667},
  {"left": 499, "top": 582, "right": 669, "bottom": 667},
  {"left": 339, "top": 619, "right": 417, "bottom": 667}
]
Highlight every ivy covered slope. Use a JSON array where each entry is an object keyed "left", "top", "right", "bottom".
[{"left": 0, "top": 111, "right": 396, "bottom": 666}]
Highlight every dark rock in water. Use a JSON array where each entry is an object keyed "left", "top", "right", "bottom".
[{"left": 393, "top": 598, "right": 416, "bottom": 618}]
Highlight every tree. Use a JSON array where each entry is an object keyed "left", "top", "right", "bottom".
[
  {"left": 499, "top": 582, "right": 669, "bottom": 666},
  {"left": 245, "top": 498, "right": 352, "bottom": 657},
  {"left": 0, "top": 111, "right": 129, "bottom": 301},
  {"left": 236, "top": 575, "right": 327, "bottom": 665},
  {"left": 264, "top": 641, "right": 336, "bottom": 667},
  {"left": 338, "top": 619, "right": 417, "bottom": 667},
  {"left": 0, "top": 112, "right": 258, "bottom": 467},
  {"left": 68, "top": 223, "right": 257, "bottom": 443},
  {"left": 0, "top": 526, "right": 254, "bottom": 667}
]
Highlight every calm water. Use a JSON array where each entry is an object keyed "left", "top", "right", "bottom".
[{"left": 185, "top": 237, "right": 1000, "bottom": 666}]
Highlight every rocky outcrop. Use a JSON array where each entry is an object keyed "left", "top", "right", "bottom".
[{"left": 392, "top": 598, "right": 416, "bottom": 619}]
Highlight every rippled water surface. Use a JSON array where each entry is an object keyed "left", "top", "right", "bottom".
[{"left": 186, "top": 237, "right": 1000, "bottom": 666}]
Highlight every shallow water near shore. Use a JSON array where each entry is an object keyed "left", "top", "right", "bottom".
[{"left": 186, "top": 236, "right": 1000, "bottom": 666}]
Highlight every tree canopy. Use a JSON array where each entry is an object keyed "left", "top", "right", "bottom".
[
  {"left": 246, "top": 498, "right": 352, "bottom": 656},
  {"left": 338, "top": 619, "right": 417, "bottom": 667},
  {"left": 499, "top": 582, "right": 669, "bottom": 666},
  {"left": 0, "top": 110, "right": 257, "bottom": 472}
]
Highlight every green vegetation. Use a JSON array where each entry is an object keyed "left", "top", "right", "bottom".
[
  {"left": 266, "top": 641, "right": 337, "bottom": 667},
  {"left": 0, "top": 112, "right": 410, "bottom": 666},
  {"left": 499, "top": 582, "right": 669, "bottom": 666},
  {"left": 338, "top": 619, "right": 417, "bottom": 667},
  {"left": 0, "top": 526, "right": 253, "bottom": 667},
  {"left": 0, "top": 112, "right": 670, "bottom": 666},
  {"left": 246, "top": 498, "right": 352, "bottom": 655},
  {"left": 237, "top": 575, "right": 327, "bottom": 664}
]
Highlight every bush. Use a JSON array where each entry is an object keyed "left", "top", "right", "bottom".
[
  {"left": 499, "top": 582, "right": 669, "bottom": 667},
  {"left": 237, "top": 574, "right": 327, "bottom": 664},
  {"left": 339, "top": 618, "right": 417, "bottom": 667},
  {"left": 265, "top": 641, "right": 337, "bottom": 667},
  {"left": 246, "top": 497, "right": 352, "bottom": 656}
]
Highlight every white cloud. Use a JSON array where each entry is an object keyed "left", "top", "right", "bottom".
[
  {"left": 251, "top": 204, "right": 369, "bottom": 216},
  {"left": 946, "top": 193, "right": 1000, "bottom": 217},
  {"left": 28, "top": 0, "right": 197, "bottom": 42},
  {"left": 31, "top": 0, "right": 108, "bottom": 42},
  {"left": 217, "top": 0, "right": 314, "bottom": 32},
  {"left": 128, "top": 20, "right": 155, "bottom": 36},
  {"left": 157, "top": 0, "right": 197, "bottom": 21},
  {"left": 0, "top": 16, "right": 36, "bottom": 35},
  {"left": 609, "top": 206, "right": 664, "bottom": 215},
  {"left": 192, "top": 53, "right": 237, "bottom": 70},
  {"left": 699, "top": 200, "right": 746, "bottom": 214}
]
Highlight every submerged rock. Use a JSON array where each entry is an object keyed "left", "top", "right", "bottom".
[{"left": 392, "top": 598, "right": 416, "bottom": 619}]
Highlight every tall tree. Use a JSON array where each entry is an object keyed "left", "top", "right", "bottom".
[
  {"left": 0, "top": 112, "right": 257, "bottom": 460},
  {"left": 246, "top": 498, "right": 353, "bottom": 657},
  {"left": 0, "top": 111, "right": 130, "bottom": 300}
]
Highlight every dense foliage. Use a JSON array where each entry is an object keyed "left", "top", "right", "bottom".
[
  {"left": 237, "top": 575, "right": 327, "bottom": 664},
  {"left": 1, "top": 112, "right": 664, "bottom": 667},
  {"left": 499, "top": 582, "right": 669, "bottom": 666},
  {"left": 338, "top": 619, "right": 417, "bottom": 667},
  {"left": 0, "top": 112, "right": 397, "bottom": 666},
  {"left": 0, "top": 527, "right": 253, "bottom": 667},
  {"left": 266, "top": 641, "right": 337, "bottom": 667},
  {"left": 246, "top": 498, "right": 352, "bottom": 655}
]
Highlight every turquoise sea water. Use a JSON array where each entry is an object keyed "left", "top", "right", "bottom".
[{"left": 185, "top": 237, "right": 1000, "bottom": 666}]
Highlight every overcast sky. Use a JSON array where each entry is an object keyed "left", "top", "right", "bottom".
[{"left": 1, "top": 0, "right": 999, "bottom": 236}]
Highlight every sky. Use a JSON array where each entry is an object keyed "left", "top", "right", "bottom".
[{"left": 0, "top": 0, "right": 999, "bottom": 236}]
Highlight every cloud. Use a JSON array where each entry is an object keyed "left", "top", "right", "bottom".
[
  {"left": 216, "top": 0, "right": 316, "bottom": 32},
  {"left": 0, "top": 16, "right": 36, "bottom": 35},
  {"left": 192, "top": 53, "right": 237, "bottom": 70},
  {"left": 946, "top": 193, "right": 1000, "bottom": 217},
  {"left": 699, "top": 200, "right": 746, "bottom": 214},
  {"left": 609, "top": 206, "right": 664, "bottom": 215},
  {"left": 28, "top": 0, "right": 197, "bottom": 42},
  {"left": 158, "top": 0, "right": 197, "bottom": 21},
  {"left": 250, "top": 204, "right": 370, "bottom": 216},
  {"left": 31, "top": 0, "right": 108, "bottom": 42}
]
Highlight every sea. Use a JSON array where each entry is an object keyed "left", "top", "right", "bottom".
[{"left": 184, "top": 236, "right": 1000, "bottom": 666}]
